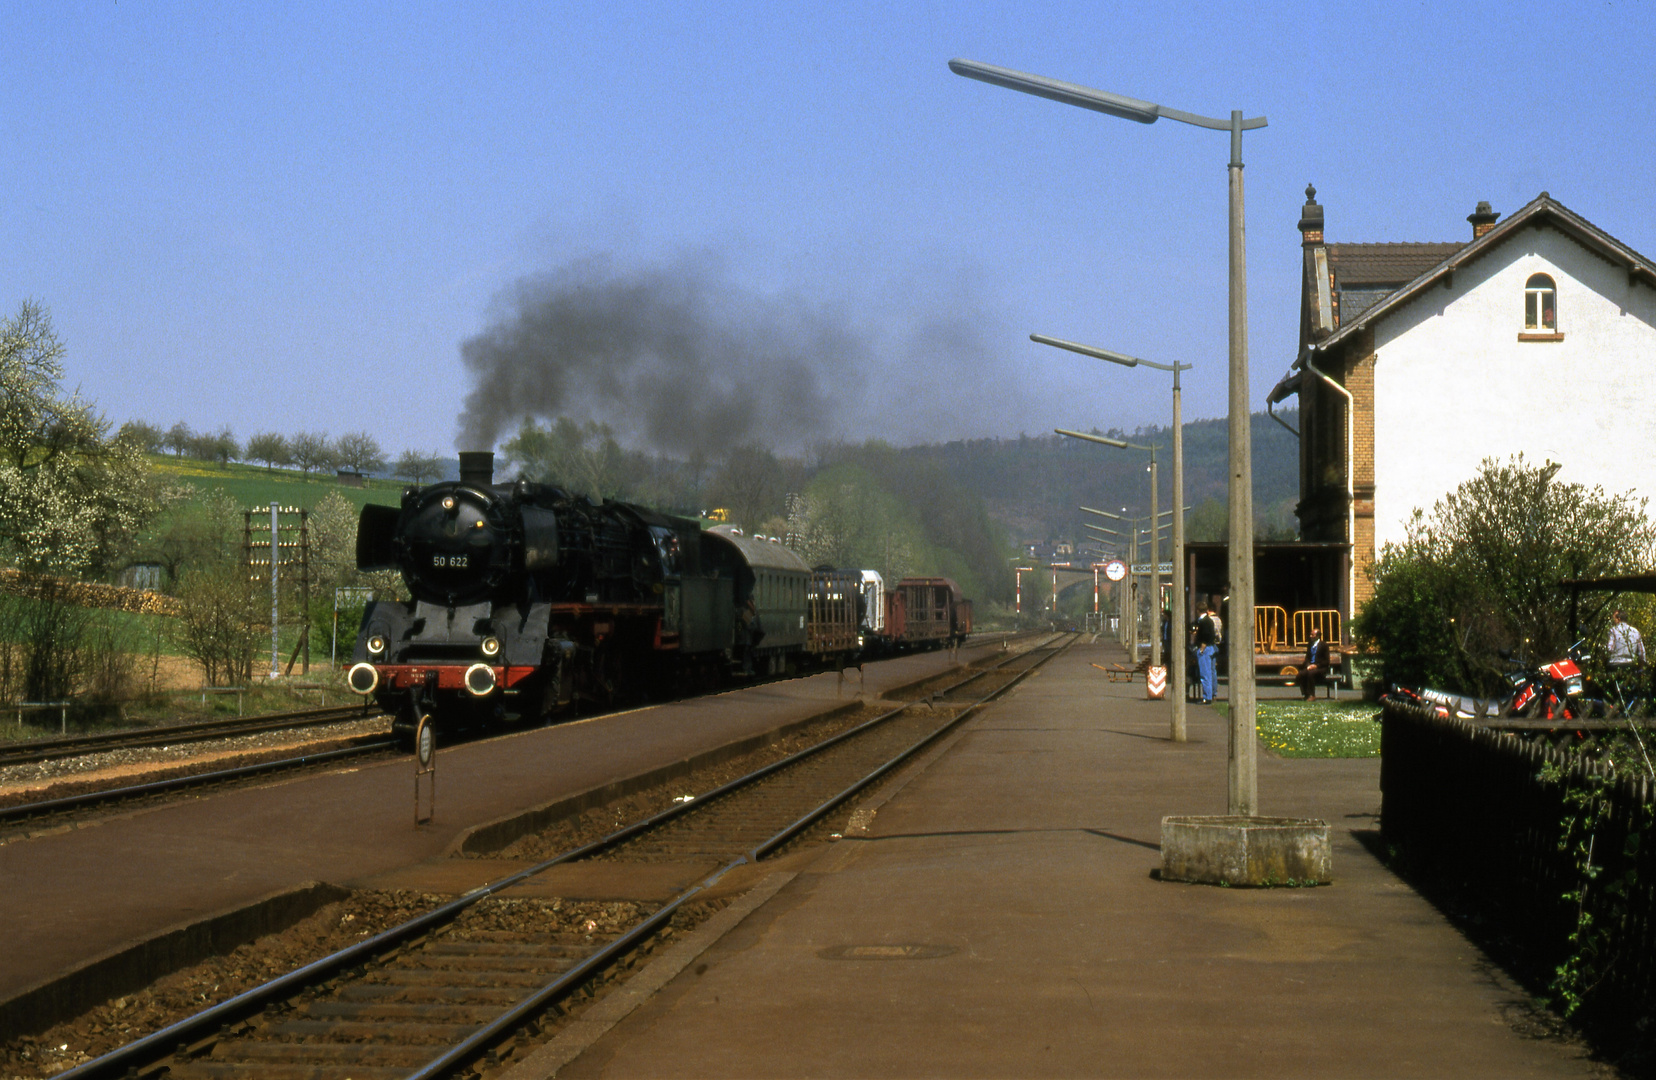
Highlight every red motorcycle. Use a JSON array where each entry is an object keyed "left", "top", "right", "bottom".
[
  {"left": 1505, "top": 640, "right": 1591, "bottom": 720},
  {"left": 1393, "top": 640, "right": 1593, "bottom": 721}
]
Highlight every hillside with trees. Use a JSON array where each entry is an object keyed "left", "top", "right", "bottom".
[{"left": 1, "top": 294, "right": 1306, "bottom": 709}]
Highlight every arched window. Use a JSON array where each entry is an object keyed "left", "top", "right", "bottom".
[{"left": 1525, "top": 273, "right": 1557, "bottom": 331}]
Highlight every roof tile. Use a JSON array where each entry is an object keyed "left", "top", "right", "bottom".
[{"left": 1326, "top": 242, "right": 1464, "bottom": 285}]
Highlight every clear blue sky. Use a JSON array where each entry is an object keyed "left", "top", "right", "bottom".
[{"left": 5, "top": 0, "right": 1653, "bottom": 457}]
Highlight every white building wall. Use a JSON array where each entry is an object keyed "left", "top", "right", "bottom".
[{"left": 1370, "top": 227, "right": 1656, "bottom": 550}]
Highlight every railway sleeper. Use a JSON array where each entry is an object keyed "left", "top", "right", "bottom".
[
  {"left": 172, "top": 1065, "right": 411, "bottom": 1080},
  {"left": 442, "top": 928, "right": 606, "bottom": 946},
  {"left": 257, "top": 1016, "right": 483, "bottom": 1041},
  {"left": 397, "top": 951, "right": 574, "bottom": 972},
  {"left": 359, "top": 967, "right": 561, "bottom": 987},
  {"left": 303, "top": 999, "right": 504, "bottom": 1022},
  {"left": 197, "top": 1039, "right": 438, "bottom": 1065},
  {"left": 423, "top": 938, "right": 595, "bottom": 957},
  {"left": 333, "top": 984, "right": 527, "bottom": 1004}
]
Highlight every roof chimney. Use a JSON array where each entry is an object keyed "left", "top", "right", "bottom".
[
  {"left": 1297, "top": 183, "right": 1324, "bottom": 247},
  {"left": 1467, "top": 200, "right": 1500, "bottom": 240},
  {"left": 458, "top": 451, "right": 495, "bottom": 487}
]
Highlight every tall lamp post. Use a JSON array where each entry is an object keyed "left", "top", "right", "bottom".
[
  {"left": 1057, "top": 429, "right": 1158, "bottom": 675},
  {"left": 1080, "top": 506, "right": 1129, "bottom": 649},
  {"left": 952, "top": 56, "right": 1264, "bottom": 813},
  {"left": 1037, "top": 335, "right": 1189, "bottom": 740}
]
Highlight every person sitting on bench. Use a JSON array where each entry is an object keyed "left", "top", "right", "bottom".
[{"left": 1297, "top": 626, "right": 1330, "bottom": 701}]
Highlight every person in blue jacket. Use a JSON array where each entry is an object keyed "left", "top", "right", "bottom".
[{"left": 1296, "top": 626, "right": 1330, "bottom": 701}]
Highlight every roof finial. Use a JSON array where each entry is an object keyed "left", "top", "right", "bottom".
[{"left": 1297, "top": 183, "right": 1324, "bottom": 244}]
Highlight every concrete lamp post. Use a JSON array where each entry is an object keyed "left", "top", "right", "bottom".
[
  {"left": 1037, "top": 334, "right": 1189, "bottom": 742},
  {"left": 954, "top": 58, "right": 1329, "bottom": 886},
  {"left": 1059, "top": 430, "right": 1156, "bottom": 672},
  {"left": 1079, "top": 506, "right": 1130, "bottom": 650}
]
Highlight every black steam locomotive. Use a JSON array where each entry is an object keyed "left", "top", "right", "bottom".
[{"left": 346, "top": 452, "right": 866, "bottom": 742}]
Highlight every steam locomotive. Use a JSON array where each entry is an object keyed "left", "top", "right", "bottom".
[{"left": 345, "top": 451, "right": 971, "bottom": 743}]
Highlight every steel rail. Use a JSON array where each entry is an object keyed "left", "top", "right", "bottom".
[
  {"left": 7, "top": 634, "right": 1026, "bottom": 771},
  {"left": 0, "top": 702, "right": 375, "bottom": 767},
  {"left": 58, "top": 634, "right": 1073, "bottom": 1080},
  {"left": 0, "top": 739, "right": 397, "bottom": 824}
]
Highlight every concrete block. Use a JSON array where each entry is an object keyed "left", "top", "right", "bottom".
[{"left": 1160, "top": 815, "right": 1331, "bottom": 886}]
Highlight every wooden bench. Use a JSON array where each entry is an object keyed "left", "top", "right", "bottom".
[{"left": 1092, "top": 660, "right": 1150, "bottom": 684}]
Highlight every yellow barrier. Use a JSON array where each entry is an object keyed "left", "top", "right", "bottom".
[
  {"left": 1254, "top": 605, "right": 1289, "bottom": 652},
  {"left": 1292, "top": 609, "right": 1342, "bottom": 648}
]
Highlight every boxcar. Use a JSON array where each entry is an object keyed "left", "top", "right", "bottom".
[{"left": 889, "top": 577, "right": 971, "bottom": 650}]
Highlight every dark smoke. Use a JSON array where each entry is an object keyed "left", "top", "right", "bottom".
[{"left": 457, "top": 254, "right": 868, "bottom": 455}]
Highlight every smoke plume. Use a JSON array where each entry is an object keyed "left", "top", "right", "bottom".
[{"left": 457, "top": 254, "right": 868, "bottom": 455}]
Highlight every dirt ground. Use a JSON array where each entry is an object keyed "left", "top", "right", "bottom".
[{"left": 138, "top": 654, "right": 344, "bottom": 692}]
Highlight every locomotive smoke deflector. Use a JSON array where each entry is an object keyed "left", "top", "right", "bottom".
[{"left": 356, "top": 503, "right": 400, "bottom": 571}]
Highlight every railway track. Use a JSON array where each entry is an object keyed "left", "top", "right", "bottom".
[
  {"left": 0, "top": 738, "right": 401, "bottom": 826},
  {"left": 0, "top": 703, "right": 375, "bottom": 768},
  {"left": 0, "top": 634, "right": 1038, "bottom": 827},
  {"left": 59, "top": 632, "right": 1076, "bottom": 1080}
]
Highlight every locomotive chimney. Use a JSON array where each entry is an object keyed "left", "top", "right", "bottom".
[{"left": 458, "top": 451, "right": 495, "bottom": 487}]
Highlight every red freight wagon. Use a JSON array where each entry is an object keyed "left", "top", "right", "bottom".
[{"left": 887, "top": 577, "right": 971, "bottom": 651}]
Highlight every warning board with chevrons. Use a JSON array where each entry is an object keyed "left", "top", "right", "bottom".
[{"left": 1146, "top": 665, "right": 1167, "bottom": 699}]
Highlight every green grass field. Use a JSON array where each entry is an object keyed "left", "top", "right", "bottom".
[
  {"left": 149, "top": 455, "right": 404, "bottom": 510},
  {"left": 1216, "top": 699, "right": 1383, "bottom": 758}
]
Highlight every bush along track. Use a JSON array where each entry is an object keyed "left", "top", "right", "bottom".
[{"left": 1539, "top": 726, "right": 1656, "bottom": 1033}]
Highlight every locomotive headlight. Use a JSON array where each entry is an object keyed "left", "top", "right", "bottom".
[
  {"left": 481, "top": 636, "right": 501, "bottom": 658},
  {"left": 442, "top": 496, "right": 457, "bottom": 511},
  {"left": 464, "top": 663, "right": 497, "bottom": 697},
  {"left": 346, "top": 663, "right": 379, "bottom": 696},
  {"left": 368, "top": 635, "right": 387, "bottom": 656}
]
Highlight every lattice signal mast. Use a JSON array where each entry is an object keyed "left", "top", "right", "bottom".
[{"left": 243, "top": 503, "right": 311, "bottom": 677}]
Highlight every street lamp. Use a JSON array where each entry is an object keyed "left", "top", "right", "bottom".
[
  {"left": 1056, "top": 428, "right": 1158, "bottom": 672},
  {"left": 1037, "top": 334, "right": 1189, "bottom": 741},
  {"left": 952, "top": 56, "right": 1265, "bottom": 814},
  {"left": 1077, "top": 504, "right": 1161, "bottom": 653}
]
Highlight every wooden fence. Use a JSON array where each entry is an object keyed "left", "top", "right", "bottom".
[{"left": 1380, "top": 698, "right": 1656, "bottom": 1052}]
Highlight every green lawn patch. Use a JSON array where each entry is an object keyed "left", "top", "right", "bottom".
[
  {"left": 1215, "top": 699, "right": 1382, "bottom": 758},
  {"left": 149, "top": 456, "right": 402, "bottom": 511}
]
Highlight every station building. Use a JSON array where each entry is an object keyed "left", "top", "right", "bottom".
[{"left": 1266, "top": 186, "right": 1656, "bottom": 623}]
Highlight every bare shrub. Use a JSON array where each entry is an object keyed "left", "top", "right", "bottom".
[
  {"left": 15, "top": 581, "right": 91, "bottom": 703},
  {"left": 173, "top": 565, "right": 261, "bottom": 687},
  {"left": 81, "top": 611, "right": 140, "bottom": 705}
]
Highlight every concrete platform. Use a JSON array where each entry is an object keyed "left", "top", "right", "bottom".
[
  {"left": 0, "top": 644, "right": 999, "bottom": 1019},
  {"left": 540, "top": 640, "right": 1601, "bottom": 1079}
]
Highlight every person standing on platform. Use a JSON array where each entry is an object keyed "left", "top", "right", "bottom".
[
  {"left": 1296, "top": 625, "right": 1329, "bottom": 701},
  {"left": 1607, "top": 609, "right": 1646, "bottom": 703},
  {"left": 1194, "top": 601, "right": 1218, "bottom": 704}
]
